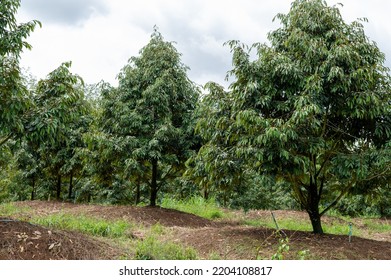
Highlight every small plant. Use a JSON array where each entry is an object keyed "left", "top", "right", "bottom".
[
  {"left": 297, "top": 249, "right": 309, "bottom": 260},
  {"left": 271, "top": 237, "right": 290, "bottom": 260}
]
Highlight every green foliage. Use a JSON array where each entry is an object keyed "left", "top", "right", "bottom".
[
  {"left": 99, "top": 28, "right": 199, "bottom": 206},
  {"left": 193, "top": 0, "right": 391, "bottom": 234},
  {"left": 297, "top": 249, "right": 310, "bottom": 260},
  {"left": 13, "top": 62, "right": 93, "bottom": 201},
  {"left": 0, "top": 0, "right": 40, "bottom": 150},
  {"left": 271, "top": 237, "right": 290, "bottom": 260},
  {"left": 0, "top": 0, "right": 41, "bottom": 58}
]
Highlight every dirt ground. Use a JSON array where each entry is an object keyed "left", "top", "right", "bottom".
[
  {"left": 1, "top": 201, "right": 390, "bottom": 260},
  {"left": 0, "top": 218, "right": 118, "bottom": 260}
]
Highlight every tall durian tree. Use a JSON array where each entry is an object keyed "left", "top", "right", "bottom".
[
  {"left": 102, "top": 28, "right": 199, "bottom": 206},
  {"left": 197, "top": 0, "right": 391, "bottom": 233}
]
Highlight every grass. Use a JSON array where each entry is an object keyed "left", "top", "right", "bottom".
[
  {"left": 362, "top": 219, "right": 391, "bottom": 232},
  {"left": 161, "top": 196, "right": 225, "bottom": 220},
  {"left": 31, "top": 213, "right": 132, "bottom": 238},
  {"left": 0, "top": 202, "right": 31, "bottom": 217},
  {"left": 244, "top": 215, "right": 366, "bottom": 236},
  {"left": 244, "top": 218, "right": 313, "bottom": 232},
  {"left": 135, "top": 235, "right": 198, "bottom": 260}
]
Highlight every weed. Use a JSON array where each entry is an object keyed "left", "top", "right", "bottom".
[
  {"left": 271, "top": 236, "right": 290, "bottom": 260},
  {"left": 297, "top": 249, "right": 310, "bottom": 260}
]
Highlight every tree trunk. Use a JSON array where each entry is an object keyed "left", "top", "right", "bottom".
[
  {"left": 56, "top": 174, "right": 62, "bottom": 201},
  {"left": 203, "top": 186, "right": 209, "bottom": 200},
  {"left": 135, "top": 181, "right": 141, "bottom": 205},
  {"left": 307, "top": 208, "right": 323, "bottom": 234},
  {"left": 31, "top": 178, "right": 35, "bottom": 201},
  {"left": 68, "top": 172, "right": 73, "bottom": 200},
  {"left": 150, "top": 159, "right": 158, "bottom": 207},
  {"left": 307, "top": 183, "right": 324, "bottom": 234}
]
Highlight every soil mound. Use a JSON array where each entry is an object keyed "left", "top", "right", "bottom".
[
  {"left": 0, "top": 218, "right": 118, "bottom": 260},
  {"left": 16, "top": 201, "right": 215, "bottom": 228}
]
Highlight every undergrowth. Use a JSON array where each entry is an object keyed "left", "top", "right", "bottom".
[
  {"left": 32, "top": 213, "right": 132, "bottom": 238},
  {"left": 134, "top": 222, "right": 198, "bottom": 260},
  {"left": 0, "top": 202, "right": 30, "bottom": 216},
  {"left": 161, "top": 196, "right": 225, "bottom": 220},
  {"left": 135, "top": 236, "right": 198, "bottom": 260}
]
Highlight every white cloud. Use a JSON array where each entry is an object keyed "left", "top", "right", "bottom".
[
  {"left": 18, "top": 0, "right": 391, "bottom": 88},
  {"left": 20, "top": 0, "right": 109, "bottom": 26}
]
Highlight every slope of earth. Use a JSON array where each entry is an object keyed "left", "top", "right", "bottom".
[
  {"left": 1, "top": 201, "right": 390, "bottom": 260},
  {"left": 0, "top": 218, "right": 119, "bottom": 260}
]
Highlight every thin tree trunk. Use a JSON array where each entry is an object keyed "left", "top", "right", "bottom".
[
  {"left": 56, "top": 174, "right": 62, "bottom": 201},
  {"left": 68, "top": 172, "right": 73, "bottom": 199},
  {"left": 150, "top": 159, "right": 158, "bottom": 207},
  {"left": 203, "top": 186, "right": 209, "bottom": 200},
  {"left": 31, "top": 178, "right": 36, "bottom": 201},
  {"left": 135, "top": 180, "right": 141, "bottom": 205}
]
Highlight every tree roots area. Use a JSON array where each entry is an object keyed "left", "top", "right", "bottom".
[{"left": 1, "top": 201, "right": 390, "bottom": 260}]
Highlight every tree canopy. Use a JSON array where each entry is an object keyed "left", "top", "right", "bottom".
[
  {"left": 100, "top": 29, "right": 199, "bottom": 206},
  {"left": 194, "top": 0, "right": 391, "bottom": 233},
  {"left": 0, "top": 0, "right": 41, "bottom": 150}
]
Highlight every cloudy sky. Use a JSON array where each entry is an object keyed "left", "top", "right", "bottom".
[{"left": 17, "top": 0, "right": 391, "bottom": 88}]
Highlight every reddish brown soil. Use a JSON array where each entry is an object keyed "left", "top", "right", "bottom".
[
  {"left": 15, "top": 201, "right": 215, "bottom": 228},
  {"left": 0, "top": 218, "right": 118, "bottom": 260},
  {"left": 174, "top": 226, "right": 391, "bottom": 260},
  {"left": 1, "top": 201, "right": 390, "bottom": 260}
]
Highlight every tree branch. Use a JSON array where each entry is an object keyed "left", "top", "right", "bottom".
[
  {"left": 320, "top": 182, "right": 352, "bottom": 216},
  {"left": 157, "top": 165, "right": 174, "bottom": 191},
  {"left": 0, "top": 134, "right": 13, "bottom": 147}
]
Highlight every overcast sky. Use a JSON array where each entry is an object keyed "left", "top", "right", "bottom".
[{"left": 17, "top": 0, "right": 391, "bottom": 88}]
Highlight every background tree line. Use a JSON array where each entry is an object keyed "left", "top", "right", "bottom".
[{"left": 1, "top": 0, "right": 390, "bottom": 234}]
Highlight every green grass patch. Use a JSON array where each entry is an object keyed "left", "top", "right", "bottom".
[
  {"left": 135, "top": 235, "right": 198, "bottom": 260},
  {"left": 161, "top": 196, "right": 225, "bottom": 220},
  {"left": 244, "top": 216, "right": 363, "bottom": 236},
  {"left": 0, "top": 202, "right": 31, "bottom": 217},
  {"left": 362, "top": 219, "right": 391, "bottom": 232},
  {"left": 244, "top": 218, "right": 313, "bottom": 232},
  {"left": 32, "top": 213, "right": 132, "bottom": 238}
]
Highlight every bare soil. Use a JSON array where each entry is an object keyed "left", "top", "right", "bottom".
[
  {"left": 1, "top": 201, "right": 390, "bottom": 260},
  {"left": 0, "top": 218, "right": 119, "bottom": 260}
]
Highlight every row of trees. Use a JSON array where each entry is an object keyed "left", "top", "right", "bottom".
[{"left": 1, "top": 0, "right": 390, "bottom": 234}]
